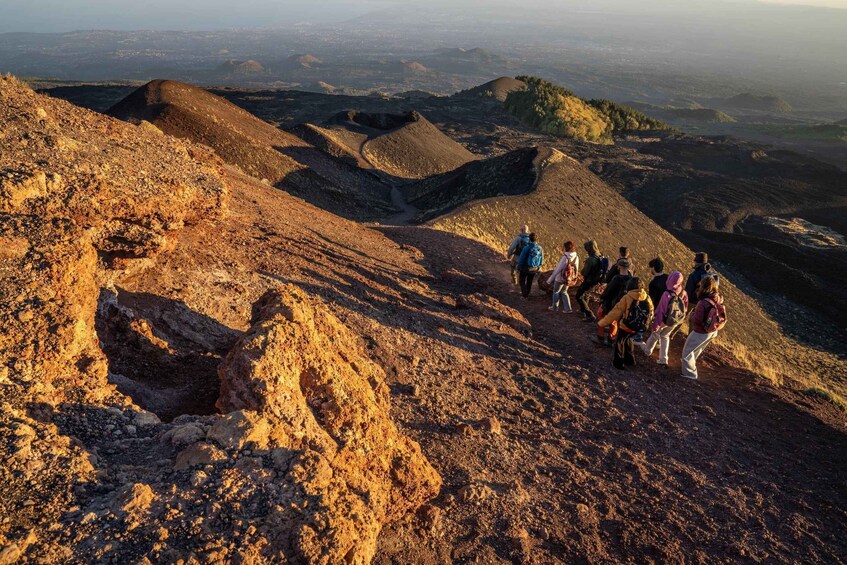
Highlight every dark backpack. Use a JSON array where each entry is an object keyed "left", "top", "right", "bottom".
[
  {"left": 702, "top": 298, "right": 727, "bottom": 332},
  {"left": 664, "top": 292, "right": 686, "bottom": 327},
  {"left": 598, "top": 255, "right": 610, "bottom": 278},
  {"left": 526, "top": 244, "right": 544, "bottom": 270},
  {"left": 624, "top": 299, "right": 651, "bottom": 333}
]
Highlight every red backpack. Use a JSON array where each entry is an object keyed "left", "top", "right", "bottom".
[
  {"left": 564, "top": 260, "right": 578, "bottom": 286},
  {"left": 702, "top": 297, "right": 727, "bottom": 332}
]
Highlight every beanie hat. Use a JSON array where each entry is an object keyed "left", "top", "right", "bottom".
[{"left": 617, "top": 258, "right": 631, "bottom": 269}]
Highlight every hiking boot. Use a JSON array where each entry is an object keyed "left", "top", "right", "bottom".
[
  {"left": 561, "top": 309, "right": 573, "bottom": 314},
  {"left": 548, "top": 306, "right": 558, "bottom": 312},
  {"left": 591, "top": 335, "right": 606, "bottom": 346},
  {"left": 582, "top": 314, "right": 596, "bottom": 323},
  {"left": 680, "top": 373, "right": 698, "bottom": 380},
  {"left": 657, "top": 363, "right": 668, "bottom": 369},
  {"left": 604, "top": 337, "right": 614, "bottom": 347}
]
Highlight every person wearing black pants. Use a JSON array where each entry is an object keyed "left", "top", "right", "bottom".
[
  {"left": 597, "top": 277, "right": 654, "bottom": 370},
  {"left": 577, "top": 240, "right": 603, "bottom": 321},
  {"left": 519, "top": 270, "right": 537, "bottom": 298},
  {"left": 613, "top": 331, "right": 637, "bottom": 370},
  {"left": 515, "top": 232, "right": 544, "bottom": 298}
]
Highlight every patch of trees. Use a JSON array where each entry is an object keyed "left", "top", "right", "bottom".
[{"left": 505, "top": 76, "right": 670, "bottom": 142}]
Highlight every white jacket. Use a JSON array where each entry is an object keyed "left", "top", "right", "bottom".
[{"left": 548, "top": 252, "right": 579, "bottom": 285}]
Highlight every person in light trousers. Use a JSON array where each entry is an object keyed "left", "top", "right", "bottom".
[
  {"left": 548, "top": 240, "right": 579, "bottom": 313},
  {"left": 641, "top": 270, "right": 688, "bottom": 367},
  {"left": 681, "top": 275, "right": 724, "bottom": 380}
]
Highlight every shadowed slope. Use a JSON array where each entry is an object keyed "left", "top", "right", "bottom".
[
  {"left": 406, "top": 147, "right": 539, "bottom": 221},
  {"left": 108, "top": 80, "right": 392, "bottom": 220}
]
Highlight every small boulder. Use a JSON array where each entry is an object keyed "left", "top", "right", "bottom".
[
  {"left": 170, "top": 423, "right": 206, "bottom": 447},
  {"left": 206, "top": 410, "right": 270, "bottom": 451},
  {"left": 174, "top": 442, "right": 227, "bottom": 471},
  {"left": 112, "top": 483, "right": 156, "bottom": 516}
]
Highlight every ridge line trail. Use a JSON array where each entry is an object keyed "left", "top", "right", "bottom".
[
  {"left": 384, "top": 182, "right": 418, "bottom": 225},
  {"left": 375, "top": 225, "right": 847, "bottom": 563}
]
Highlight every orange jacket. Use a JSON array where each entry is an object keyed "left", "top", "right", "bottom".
[{"left": 598, "top": 288, "right": 654, "bottom": 332}]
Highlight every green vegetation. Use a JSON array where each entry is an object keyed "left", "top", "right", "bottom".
[
  {"left": 586, "top": 98, "right": 669, "bottom": 131},
  {"left": 504, "top": 76, "right": 670, "bottom": 143},
  {"left": 505, "top": 77, "right": 611, "bottom": 142}
]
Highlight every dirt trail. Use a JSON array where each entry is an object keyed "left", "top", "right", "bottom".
[
  {"left": 383, "top": 183, "right": 419, "bottom": 225},
  {"left": 372, "top": 225, "right": 847, "bottom": 563}
]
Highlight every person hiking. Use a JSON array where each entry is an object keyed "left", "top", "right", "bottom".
[
  {"left": 598, "top": 277, "right": 654, "bottom": 370},
  {"left": 576, "top": 240, "right": 607, "bottom": 323},
  {"left": 606, "top": 247, "right": 632, "bottom": 284},
  {"left": 516, "top": 232, "right": 544, "bottom": 299},
  {"left": 681, "top": 275, "right": 726, "bottom": 380},
  {"left": 640, "top": 270, "right": 688, "bottom": 367},
  {"left": 594, "top": 258, "right": 632, "bottom": 346},
  {"left": 506, "top": 224, "right": 530, "bottom": 286},
  {"left": 647, "top": 257, "right": 669, "bottom": 310},
  {"left": 547, "top": 240, "right": 580, "bottom": 313},
  {"left": 685, "top": 252, "right": 716, "bottom": 309}
]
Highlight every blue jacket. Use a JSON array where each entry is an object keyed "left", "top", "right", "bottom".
[{"left": 517, "top": 242, "right": 543, "bottom": 271}]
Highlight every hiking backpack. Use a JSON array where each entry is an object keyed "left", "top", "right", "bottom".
[
  {"left": 702, "top": 298, "right": 727, "bottom": 333},
  {"left": 597, "top": 255, "right": 610, "bottom": 279},
  {"left": 663, "top": 292, "right": 686, "bottom": 327},
  {"left": 564, "top": 260, "right": 578, "bottom": 286},
  {"left": 526, "top": 244, "right": 544, "bottom": 271},
  {"left": 624, "top": 299, "right": 651, "bottom": 333}
]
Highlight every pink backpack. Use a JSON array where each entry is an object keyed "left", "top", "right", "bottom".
[{"left": 702, "top": 298, "right": 727, "bottom": 333}]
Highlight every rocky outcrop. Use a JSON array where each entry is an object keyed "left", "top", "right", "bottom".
[
  {"left": 0, "top": 76, "right": 228, "bottom": 560},
  {"left": 0, "top": 75, "right": 226, "bottom": 405},
  {"left": 218, "top": 285, "right": 442, "bottom": 563}
]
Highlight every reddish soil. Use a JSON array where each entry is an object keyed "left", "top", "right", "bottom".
[{"left": 372, "top": 226, "right": 847, "bottom": 564}]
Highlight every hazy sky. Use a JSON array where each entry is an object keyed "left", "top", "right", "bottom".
[
  {"left": 1, "top": 0, "right": 845, "bottom": 33},
  {"left": 762, "top": 0, "right": 847, "bottom": 6}
]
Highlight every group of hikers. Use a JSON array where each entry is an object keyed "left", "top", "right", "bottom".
[{"left": 506, "top": 225, "right": 727, "bottom": 380}]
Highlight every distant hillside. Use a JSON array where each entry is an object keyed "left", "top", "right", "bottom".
[
  {"left": 836, "top": 118, "right": 847, "bottom": 126},
  {"left": 108, "top": 80, "right": 391, "bottom": 219},
  {"left": 457, "top": 77, "right": 527, "bottom": 102},
  {"left": 318, "top": 110, "right": 477, "bottom": 179},
  {"left": 722, "top": 93, "right": 792, "bottom": 113},
  {"left": 401, "top": 61, "right": 429, "bottom": 73},
  {"left": 628, "top": 103, "right": 737, "bottom": 124},
  {"left": 217, "top": 59, "right": 265, "bottom": 75},
  {"left": 288, "top": 53, "right": 322, "bottom": 68},
  {"left": 662, "top": 107, "right": 736, "bottom": 123},
  {"left": 432, "top": 47, "right": 505, "bottom": 63},
  {"left": 504, "top": 76, "right": 668, "bottom": 143}
]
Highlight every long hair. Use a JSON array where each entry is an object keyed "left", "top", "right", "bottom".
[{"left": 698, "top": 275, "right": 718, "bottom": 298}]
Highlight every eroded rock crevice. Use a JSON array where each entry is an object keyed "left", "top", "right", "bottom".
[{"left": 95, "top": 287, "right": 239, "bottom": 421}]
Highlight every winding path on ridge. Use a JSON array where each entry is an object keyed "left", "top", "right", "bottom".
[{"left": 384, "top": 182, "right": 418, "bottom": 225}]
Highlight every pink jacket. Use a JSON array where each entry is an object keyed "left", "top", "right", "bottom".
[
  {"left": 547, "top": 252, "right": 579, "bottom": 285},
  {"left": 652, "top": 271, "right": 689, "bottom": 331}
]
